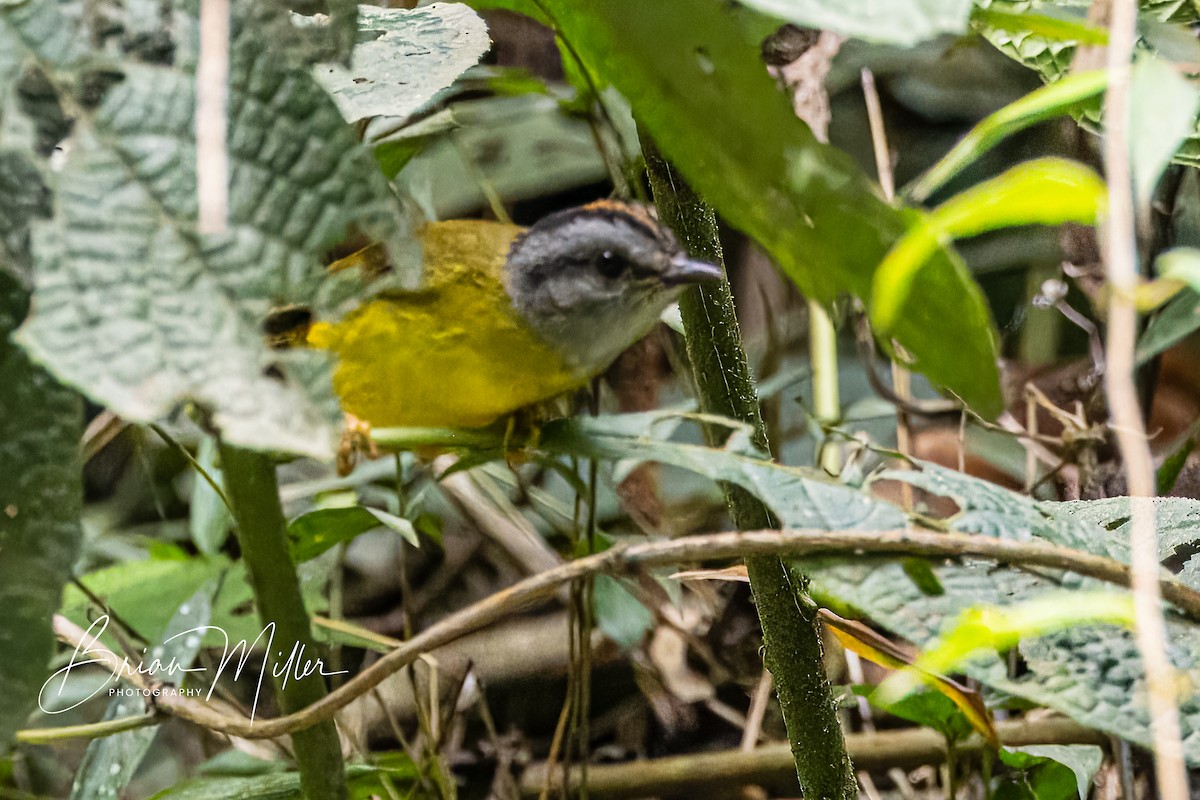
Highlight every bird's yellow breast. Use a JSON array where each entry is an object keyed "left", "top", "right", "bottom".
[{"left": 307, "top": 220, "right": 587, "bottom": 428}]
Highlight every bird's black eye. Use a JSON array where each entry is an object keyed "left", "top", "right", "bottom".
[{"left": 593, "top": 250, "right": 628, "bottom": 279}]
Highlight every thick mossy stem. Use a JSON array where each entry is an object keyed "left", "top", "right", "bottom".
[
  {"left": 218, "top": 444, "right": 348, "bottom": 800},
  {"left": 641, "top": 138, "right": 857, "bottom": 800}
]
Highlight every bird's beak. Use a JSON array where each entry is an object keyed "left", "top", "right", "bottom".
[{"left": 664, "top": 253, "right": 724, "bottom": 285}]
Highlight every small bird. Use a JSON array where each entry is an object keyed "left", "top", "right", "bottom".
[{"left": 305, "top": 200, "right": 722, "bottom": 430}]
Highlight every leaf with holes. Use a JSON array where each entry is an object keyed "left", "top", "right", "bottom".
[{"left": 310, "top": 3, "right": 490, "bottom": 124}]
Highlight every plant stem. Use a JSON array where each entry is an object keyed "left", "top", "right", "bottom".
[
  {"left": 808, "top": 300, "right": 842, "bottom": 474},
  {"left": 640, "top": 136, "right": 857, "bottom": 800},
  {"left": 218, "top": 444, "right": 348, "bottom": 800},
  {"left": 1100, "top": 1, "right": 1188, "bottom": 798}
]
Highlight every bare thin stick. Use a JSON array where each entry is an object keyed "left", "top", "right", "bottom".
[
  {"left": 861, "top": 67, "right": 914, "bottom": 510},
  {"left": 196, "top": 0, "right": 231, "bottom": 234},
  {"left": 740, "top": 670, "right": 773, "bottom": 751},
  {"left": 1101, "top": 1, "right": 1188, "bottom": 797},
  {"left": 44, "top": 528, "right": 1200, "bottom": 742}
]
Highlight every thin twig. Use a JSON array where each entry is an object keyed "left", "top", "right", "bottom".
[
  {"left": 196, "top": 0, "right": 230, "bottom": 234},
  {"left": 45, "top": 528, "right": 1200, "bottom": 742},
  {"left": 1101, "top": 1, "right": 1188, "bottom": 797},
  {"left": 519, "top": 717, "right": 1108, "bottom": 799}
]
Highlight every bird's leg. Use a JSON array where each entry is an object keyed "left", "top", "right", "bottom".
[{"left": 336, "top": 413, "right": 379, "bottom": 476}]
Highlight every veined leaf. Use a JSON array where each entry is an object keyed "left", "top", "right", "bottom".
[
  {"left": 1131, "top": 55, "right": 1200, "bottom": 210},
  {"left": 10, "top": 0, "right": 412, "bottom": 459}
]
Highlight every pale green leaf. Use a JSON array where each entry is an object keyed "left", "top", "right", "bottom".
[
  {"left": 311, "top": 3, "right": 490, "bottom": 123},
  {"left": 69, "top": 585, "right": 215, "bottom": 800},
  {"left": 13, "top": 1, "right": 407, "bottom": 459},
  {"left": 288, "top": 505, "right": 418, "bottom": 562},
  {"left": 593, "top": 575, "right": 654, "bottom": 650},
  {"left": 1006, "top": 744, "right": 1104, "bottom": 800},
  {"left": 873, "top": 159, "right": 1104, "bottom": 335},
  {"left": 1131, "top": 55, "right": 1200, "bottom": 209},
  {"left": 734, "top": 0, "right": 975, "bottom": 47},
  {"left": 1157, "top": 246, "right": 1200, "bottom": 294},
  {"left": 1137, "top": 287, "right": 1200, "bottom": 364},
  {"left": 189, "top": 435, "right": 232, "bottom": 557}
]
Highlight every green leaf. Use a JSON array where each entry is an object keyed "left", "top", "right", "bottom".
[
  {"left": 801, "top": 460, "right": 1200, "bottom": 764},
  {"left": 906, "top": 70, "right": 1108, "bottom": 203},
  {"left": 593, "top": 575, "right": 654, "bottom": 650},
  {"left": 1157, "top": 246, "right": 1200, "bottom": 294},
  {"left": 1001, "top": 745, "right": 1104, "bottom": 800},
  {"left": 149, "top": 765, "right": 384, "bottom": 799},
  {"left": 0, "top": 273, "right": 82, "bottom": 751},
  {"left": 733, "top": 0, "right": 975, "bottom": 47},
  {"left": 873, "top": 159, "right": 1104, "bottom": 335},
  {"left": 69, "top": 585, "right": 215, "bottom": 800},
  {"left": 539, "top": 0, "right": 1003, "bottom": 415},
  {"left": 311, "top": 3, "right": 490, "bottom": 124},
  {"left": 1131, "top": 55, "right": 1200, "bottom": 209},
  {"left": 288, "top": 505, "right": 418, "bottom": 562},
  {"left": 1137, "top": 287, "right": 1200, "bottom": 364},
  {"left": 1158, "top": 436, "right": 1196, "bottom": 495},
  {"left": 11, "top": 0, "right": 408, "bottom": 460},
  {"left": 539, "top": 412, "right": 907, "bottom": 531},
  {"left": 858, "top": 685, "right": 973, "bottom": 743},
  {"left": 189, "top": 435, "right": 232, "bottom": 557}
]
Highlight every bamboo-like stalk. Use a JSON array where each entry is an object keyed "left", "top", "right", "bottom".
[
  {"left": 218, "top": 444, "right": 348, "bottom": 800},
  {"left": 639, "top": 136, "right": 857, "bottom": 800}
]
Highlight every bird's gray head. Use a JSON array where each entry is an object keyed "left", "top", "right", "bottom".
[{"left": 504, "top": 201, "right": 722, "bottom": 372}]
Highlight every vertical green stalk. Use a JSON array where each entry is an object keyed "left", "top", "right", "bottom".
[
  {"left": 808, "top": 299, "right": 842, "bottom": 474},
  {"left": 641, "top": 137, "right": 857, "bottom": 800},
  {"left": 218, "top": 444, "right": 347, "bottom": 800}
]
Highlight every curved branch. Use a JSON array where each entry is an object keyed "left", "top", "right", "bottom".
[{"left": 47, "top": 528, "right": 1200, "bottom": 741}]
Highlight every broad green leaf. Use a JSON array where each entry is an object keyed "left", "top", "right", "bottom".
[
  {"left": 970, "top": 8, "right": 1108, "bottom": 46},
  {"left": 311, "top": 4, "right": 490, "bottom": 123},
  {"left": 69, "top": 585, "right": 214, "bottom": 800},
  {"left": 61, "top": 558, "right": 230, "bottom": 644},
  {"left": 856, "top": 685, "right": 974, "bottom": 743},
  {"left": 876, "top": 592, "right": 1135, "bottom": 703},
  {"left": 873, "top": 159, "right": 1104, "bottom": 335},
  {"left": 149, "top": 763, "right": 395, "bottom": 799},
  {"left": 11, "top": 0, "right": 408, "bottom": 459},
  {"left": 1137, "top": 287, "right": 1200, "bottom": 364},
  {"left": 538, "top": 412, "right": 907, "bottom": 531},
  {"left": 906, "top": 70, "right": 1107, "bottom": 203},
  {"left": 539, "top": 0, "right": 1003, "bottom": 415},
  {"left": 189, "top": 435, "right": 232, "bottom": 557},
  {"left": 734, "top": 0, "right": 975, "bottom": 47},
  {"left": 802, "top": 460, "right": 1200, "bottom": 763},
  {"left": 593, "top": 575, "right": 654, "bottom": 650},
  {"left": 0, "top": 273, "right": 82, "bottom": 750},
  {"left": 1158, "top": 436, "right": 1196, "bottom": 495},
  {"left": 288, "top": 505, "right": 418, "bottom": 562},
  {"left": 1131, "top": 55, "right": 1200, "bottom": 209},
  {"left": 1001, "top": 745, "right": 1104, "bottom": 800}
]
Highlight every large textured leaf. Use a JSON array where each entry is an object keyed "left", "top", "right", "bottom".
[
  {"left": 0, "top": 274, "right": 83, "bottom": 750},
  {"left": 68, "top": 585, "right": 214, "bottom": 800},
  {"left": 734, "top": 0, "right": 975, "bottom": 47},
  {"left": 799, "top": 460, "right": 1200, "bottom": 763},
  {"left": 539, "top": 0, "right": 1003, "bottom": 416},
  {"left": 539, "top": 412, "right": 907, "bottom": 531},
  {"left": 312, "top": 3, "right": 490, "bottom": 123},
  {"left": 11, "top": 0, "right": 409, "bottom": 458}
]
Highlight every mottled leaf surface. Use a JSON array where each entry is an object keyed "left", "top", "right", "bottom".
[
  {"left": 12, "top": 0, "right": 407, "bottom": 458},
  {"left": 0, "top": 274, "right": 82, "bottom": 749},
  {"left": 312, "top": 3, "right": 490, "bottom": 123},
  {"left": 736, "top": 0, "right": 975, "bottom": 47}
]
